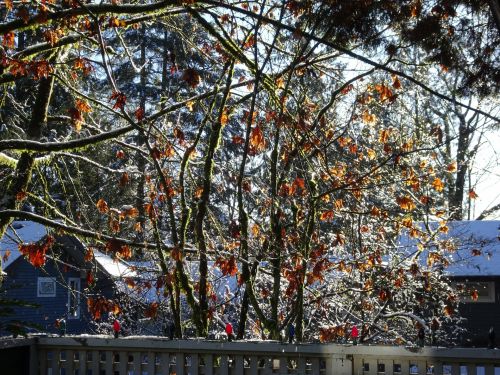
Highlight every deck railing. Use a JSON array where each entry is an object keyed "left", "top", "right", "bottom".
[{"left": 2, "top": 335, "right": 500, "bottom": 375}]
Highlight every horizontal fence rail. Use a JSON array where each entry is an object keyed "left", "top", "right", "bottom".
[{"left": 2, "top": 335, "right": 500, "bottom": 375}]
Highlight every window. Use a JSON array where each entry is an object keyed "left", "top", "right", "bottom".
[
  {"left": 37, "top": 277, "right": 56, "bottom": 297},
  {"left": 67, "top": 278, "right": 81, "bottom": 319},
  {"left": 452, "top": 281, "right": 495, "bottom": 303}
]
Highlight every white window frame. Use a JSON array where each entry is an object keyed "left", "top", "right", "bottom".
[
  {"left": 67, "top": 277, "right": 81, "bottom": 319},
  {"left": 37, "top": 277, "right": 56, "bottom": 297},
  {"left": 452, "top": 281, "right": 495, "bottom": 303}
]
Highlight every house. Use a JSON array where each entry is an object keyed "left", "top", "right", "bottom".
[
  {"left": 399, "top": 220, "right": 500, "bottom": 347},
  {"left": 0, "top": 221, "right": 134, "bottom": 336}
]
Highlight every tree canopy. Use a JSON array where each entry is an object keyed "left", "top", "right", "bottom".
[{"left": 0, "top": 0, "right": 499, "bottom": 343}]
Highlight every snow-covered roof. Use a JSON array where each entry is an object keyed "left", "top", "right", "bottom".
[
  {"left": 0, "top": 221, "right": 136, "bottom": 279},
  {"left": 0, "top": 221, "right": 46, "bottom": 270},
  {"left": 94, "top": 249, "right": 136, "bottom": 279},
  {"left": 399, "top": 220, "right": 500, "bottom": 277}
]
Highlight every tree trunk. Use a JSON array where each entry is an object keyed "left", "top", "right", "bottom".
[
  {"left": 449, "top": 115, "right": 470, "bottom": 220},
  {"left": 194, "top": 62, "right": 234, "bottom": 336},
  {"left": 0, "top": 75, "right": 55, "bottom": 283}
]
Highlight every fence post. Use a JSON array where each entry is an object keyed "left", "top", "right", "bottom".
[{"left": 29, "top": 340, "right": 38, "bottom": 375}]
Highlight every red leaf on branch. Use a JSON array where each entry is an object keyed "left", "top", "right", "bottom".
[
  {"left": 96, "top": 198, "right": 109, "bottom": 213},
  {"left": 105, "top": 239, "right": 132, "bottom": 260},
  {"left": 181, "top": 68, "right": 201, "bottom": 88},
  {"left": 18, "top": 235, "right": 55, "bottom": 268},
  {"left": 134, "top": 107, "right": 145, "bottom": 121},
  {"left": 110, "top": 91, "right": 126, "bottom": 110},
  {"left": 215, "top": 255, "right": 238, "bottom": 276},
  {"left": 2, "top": 32, "right": 15, "bottom": 49},
  {"left": 249, "top": 126, "right": 266, "bottom": 154},
  {"left": 86, "top": 270, "right": 95, "bottom": 286},
  {"left": 144, "top": 302, "right": 159, "bottom": 318},
  {"left": 468, "top": 189, "right": 479, "bottom": 199}
]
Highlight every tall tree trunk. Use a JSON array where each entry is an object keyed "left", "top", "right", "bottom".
[
  {"left": 0, "top": 75, "right": 55, "bottom": 282},
  {"left": 450, "top": 115, "right": 470, "bottom": 220},
  {"left": 295, "top": 180, "right": 317, "bottom": 341},
  {"left": 194, "top": 62, "right": 234, "bottom": 336},
  {"left": 489, "top": 0, "right": 500, "bottom": 34},
  {"left": 135, "top": 23, "right": 147, "bottom": 248}
]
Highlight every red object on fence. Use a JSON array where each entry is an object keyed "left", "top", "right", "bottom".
[
  {"left": 113, "top": 319, "right": 121, "bottom": 333},
  {"left": 351, "top": 325, "right": 359, "bottom": 338},
  {"left": 225, "top": 322, "right": 233, "bottom": 335}
]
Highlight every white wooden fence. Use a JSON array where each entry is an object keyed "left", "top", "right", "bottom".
[{"left": 3, "top": 335, "right": 500, "bottom": 375}]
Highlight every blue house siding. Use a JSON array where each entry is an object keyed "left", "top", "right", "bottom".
[{"left": 2, "top": 256, "right": 90, "bottom": 334}]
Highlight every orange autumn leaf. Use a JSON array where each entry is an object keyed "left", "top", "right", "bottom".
[
  {"left": 120, "top": 205, "right": 139, "bottom": 219},
  {"left": 379, "top": 129, "right": 391, "bottom": 143},
  {"left": 320, "top": 210, "right": 334, "bottom": 221},
  {"left": 293, "top": 177, "right": 305, "bottom": 190},
  {"left": 87, "top": 297, "right": 121, "bottom": 321},
  {"left": 18, "top": 235, "right": 55, "bottom": 268},
  {"left": 396, "top": 196, "right": 416, "bottom": 211},
  {"left": 84, "top": 247, "right": 94, "bottom": 262},
  {"left": 16, "top": 6, "right": 30, "bottom": 25},
  {"left": 375, "top": 84, "right": 396, "bottom": 102},
  {"left": 108, "top": 17, "right": 126, "bottom": 28},
  {"left": 30, "top": 60, "right": 53, "bottom": 80},
  {"left": 361, "top": 110, "right": 377, "bottom": 125},
  {"left": 2, "top": 249, "right": 11, "bottom": 263},
  {"left": 118, "top": 244, "right": 132, "bottom": 259},
  {"left": 133, "top": 222, "right": 143, "bottom": 233},
  {"left": 220, "top": 110, "right": 230, "bottom": 126},
  {"left": 366, "top": 148, "right": 376, "bottom": 160},
  {"left": 443, "top": 305, "right": 454, "bottom": 316},
  {"left": 75, "top": 98, "right": 92, "bottom": 113},
  {"left": 16, "top": 191, "right": 27, "bottom": 201},
  {"left": 468, "top": 189, "right": 479, "bottom": 199},
  {"left": 96, "top": 198, "right": 109, "bottom": 213},
  {"left": 2, "top": 32, "right": 15, "bottom": 49},
  {"left": 250, "top": 126, "right": 266, "bottom": 154},
  {"left": 105, "top": 239, "right": 132, "bottom": 260},
  {"left": 470, "top": 290, "right": 479, "bottom": 301},
  {"left": 194, "top": 186, "right": 204, "bottom": 199},
  {"left": 447, "top": 161, "right": 457, "bottom": 172},
  {"left": 171, "top": 247, "right": 182, "bottom": 261},
  {"left": 110, "top": 91, "right": 126, "bottom": 110},
  {"left": 432, "top": 178, "right": 445, "bottom": 192},
  {"left": 215, "top": 255, "right": 238, "bottom": 276},
  {"left": 411, "top": 1, "right": 421, "bottom": 17}
]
